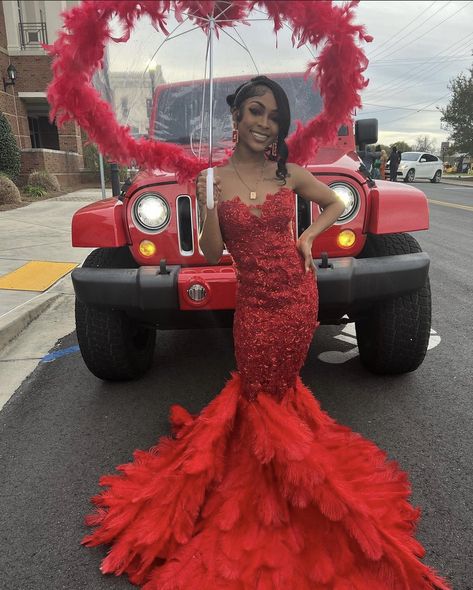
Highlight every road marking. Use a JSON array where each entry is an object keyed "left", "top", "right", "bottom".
[
  {"left": 428, "top": 199, "right": 473, "bottom": 212},
  {"left": 319, "top": 327, "right": 440, "bottom": 364},
  {"left": 0, "top": 261, "right": 77, "bottom": 291},
  {"left": 40, "top": 345, "right": 80, "bottom": 363}
]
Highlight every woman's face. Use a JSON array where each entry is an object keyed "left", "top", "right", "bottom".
[{"left": 234, "top": 88, "right": 279, "bottom": 153}]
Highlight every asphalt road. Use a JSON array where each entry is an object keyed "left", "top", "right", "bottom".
[{"left": 0, "top": 181, "right": 472, "bottom": 590}]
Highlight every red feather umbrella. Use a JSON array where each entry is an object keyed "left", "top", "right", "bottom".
[{"left": 45, "top": 0, "right": 373, "bottom": 182}]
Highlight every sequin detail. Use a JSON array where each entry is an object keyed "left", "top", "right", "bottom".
[{"left": 218, "top": 188, "right": 319, "bottom": 401}]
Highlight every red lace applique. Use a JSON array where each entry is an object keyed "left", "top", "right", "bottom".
[{"left": 218, "top": 187, "right": 319, "bottom": 400}]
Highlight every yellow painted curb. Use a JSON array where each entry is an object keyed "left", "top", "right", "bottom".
[{"left": 0, "top": 261, "right": 77, "bottom": 292}]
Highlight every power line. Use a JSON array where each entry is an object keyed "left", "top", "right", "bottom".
[
  {"left": 360, "top": 102, "right": 439, "bottom": 114},
  {"left": 368, "top": 54, "right": 472, "bottom": 66},
  {"left": 380, "top": 92, "right": 451, "bottom": 124},
  {"left": 367, "top": 0, "right": 442, "bottom": 60},
  {"left": 371, "top": 0, "right": 472, "bottom": 65},
  {"left": 374, "top": 39, "right": 473, "bottom": 94},
  {"left": 367, "top": 36, "right": 473, "bottom": 98}
]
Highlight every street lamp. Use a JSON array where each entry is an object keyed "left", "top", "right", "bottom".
[{"left": 3, "top": 63, "right": 17, "bottom": 91}]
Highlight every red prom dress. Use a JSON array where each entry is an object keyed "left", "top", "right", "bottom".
[{"left": 83, "top": 187, "right": 451, "bottom": 589}]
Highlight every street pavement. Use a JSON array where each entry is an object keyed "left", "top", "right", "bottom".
[{"left": 0, "top": 179, "right": 472, "bottom": 589}]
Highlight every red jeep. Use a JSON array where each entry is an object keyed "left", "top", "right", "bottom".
[{"left": 71, "top": 73, "right": 431, "bottom": 380}]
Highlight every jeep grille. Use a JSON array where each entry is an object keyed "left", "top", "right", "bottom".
[{"left": 177, "top": 195, "right": 194, "bottom": 255}]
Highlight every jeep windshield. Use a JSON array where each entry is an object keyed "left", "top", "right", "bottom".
[{"left": 150, "top": 75, "right": 324, "bottom": 152}]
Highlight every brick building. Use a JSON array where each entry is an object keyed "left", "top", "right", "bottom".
[{"left": 0, "top": 0, "right": 85, "bottom": 186}]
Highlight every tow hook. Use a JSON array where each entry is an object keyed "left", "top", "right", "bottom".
[
  {"left": 158, "top": 259, "right": 170, "bottom": 275},
  {"left": 318, "top": 252, "right": 333, "bottom": 269}
]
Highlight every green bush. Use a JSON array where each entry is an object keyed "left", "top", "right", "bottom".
[
  {"left": 0, "top": 174, "right": 21, "bottom": 204},
  {"left": 27, "top": 170, "right": 60, "bottom": 192},
  {"left": 0, "top": 113, "right": 21, "bottom": 181},
  {"left": 23, "top": 184, "right": 47, "bottom": 198},
  {"left": 83, "top": 142, "right": 128, "bottom": 182}
]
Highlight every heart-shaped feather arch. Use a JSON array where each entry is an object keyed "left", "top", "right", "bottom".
[{"left": 45, "top": 0, "right": 372, "bottom": 183}]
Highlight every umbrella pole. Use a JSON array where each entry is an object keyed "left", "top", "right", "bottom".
[{"left": 208, "top": 15, "right": 215, "bottom": 167}]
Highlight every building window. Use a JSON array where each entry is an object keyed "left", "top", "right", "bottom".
[
  {"left": 18, "top": 21, "right": 48, "bottom": 49},
  {"left": 28, "top": 116, "right": 59, "bottom": 150}
]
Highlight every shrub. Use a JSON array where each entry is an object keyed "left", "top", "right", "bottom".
[
  {"left": 0, "top": 113, "right": 21, "bottom": 181},
  {"left": 23, "top": 184, "right": 48, "bottom": 198},
  {"left": 0, "top": 174, "right": 21, "bottom": 204},
  {"left": 83, "top": 142, "right": 128, "bottom": 182},
  {"left": 27, "top": 170, "right": 60, "bottom": 192}
]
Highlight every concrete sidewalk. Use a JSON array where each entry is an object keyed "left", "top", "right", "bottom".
[{"left": 0, "top": 188, "right": 106, "bottom": 351}]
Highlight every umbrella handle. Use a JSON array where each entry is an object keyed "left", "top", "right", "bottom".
[{"left": 206, "top": 167, "right": 214, "bottom": 210}]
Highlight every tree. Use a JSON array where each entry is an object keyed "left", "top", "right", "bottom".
[
  {"left": 390, "top": 140, "right": 412, "bottom": 153},
  {"left": 440, "top": 65, "right": 473, "bottom": 155},
  {"left": 413, "top": 135, "right": 437, "bottom": 153},
  {"left": 0, "top": 112, "right": 21, "bottom": 181}
]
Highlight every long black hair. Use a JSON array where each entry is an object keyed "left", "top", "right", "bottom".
[{"left": 226, "top": 75, "right": 290, "bottom": 183}]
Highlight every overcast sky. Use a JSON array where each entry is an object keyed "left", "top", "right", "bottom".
[{"left": 107, "top": 1, "right": 473, "bottom": 151}]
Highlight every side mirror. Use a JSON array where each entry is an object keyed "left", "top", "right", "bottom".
[
  {"left": 420, "top": 158, "right": 426, "bottom": 162},
  {"left": 355, "top": 118, "right": 378, "bottom": 149}
]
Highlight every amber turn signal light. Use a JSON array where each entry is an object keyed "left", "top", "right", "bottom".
[
  {"left": 337, "top": 230, "right": 356, "bottom": 249},
  {"left": 139, "top": 240, "right": 156, "bottom": 257}
]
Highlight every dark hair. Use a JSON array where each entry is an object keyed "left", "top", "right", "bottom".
[{"left": 226, "top": 75, "right": 290, "bottom": 183}]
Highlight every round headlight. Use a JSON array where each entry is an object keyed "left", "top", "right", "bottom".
[
  {"left": 329, "top": 183, "right": 360, "bottom": 223},
  {"left": 133, "top": 193, "right": 170, "bottom": 232}
]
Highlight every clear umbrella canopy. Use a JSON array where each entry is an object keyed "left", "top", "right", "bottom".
[{"left": 95, "top": 4, "right": 324, "bottom": 165}]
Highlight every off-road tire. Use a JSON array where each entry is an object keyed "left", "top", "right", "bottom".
[
  {"left": 355, "top": 233, "right": 431, "bottom": 375},
  {"left": 404, "top": 169, "right": 415, "bottom": 183},
  {"left": 75, "top": 247, "right": 156, "bottom": 381},
  {"left": 431, "top": 170, "right": 442, "bottom": 183}
]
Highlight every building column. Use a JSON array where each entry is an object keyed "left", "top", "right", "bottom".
[{"left": 58, "top": 120, "right": 84, "bottom": 164}]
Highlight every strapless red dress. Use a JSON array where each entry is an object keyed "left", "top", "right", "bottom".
[{"left": 83, "top": 187, "right": 451, "bottom": 589}]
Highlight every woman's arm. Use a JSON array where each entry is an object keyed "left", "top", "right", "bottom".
[
  {"left": 289, "top": 164, "right": 346, "bottom": 273},
  {"left": 196, "top": 172, "right": 225, "bottom": 265}
]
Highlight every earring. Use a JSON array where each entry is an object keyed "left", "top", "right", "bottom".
[
  {"left": 232, "top": 125, "right": 239, "bottom": 144},
  {"left": 271, "top": 141, "right": 278, "bottom": 157}
]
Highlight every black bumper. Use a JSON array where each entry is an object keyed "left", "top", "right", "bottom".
[{"left": 72, "top": 253, "right": 429, "bottom": 315}]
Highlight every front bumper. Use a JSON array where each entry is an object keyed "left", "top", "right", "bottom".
[{"left": 72, "top": 252, "right": 430, "bottom": 318}]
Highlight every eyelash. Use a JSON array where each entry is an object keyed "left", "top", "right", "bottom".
[{"left": 249, "top": 108, "right": 278, "bottom": 122}]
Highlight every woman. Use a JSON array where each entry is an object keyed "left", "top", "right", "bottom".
[
  {"left": 83, "top": 76, "right": 451, "bottom": 590},
  {"left": 380, "top": 148, "right": 388, "bottom": 179}
]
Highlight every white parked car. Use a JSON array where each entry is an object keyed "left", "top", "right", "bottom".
[{"left": 386, "top": 152, "right": 443, "bottom": 183}]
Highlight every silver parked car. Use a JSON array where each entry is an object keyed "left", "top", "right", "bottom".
[{"left": 386, "top": 152, "right": 443, "bottom": 183}]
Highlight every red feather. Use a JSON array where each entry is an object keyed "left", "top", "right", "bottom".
[{"left": 45, "top": 0, "right": 373, "bottom": 182}]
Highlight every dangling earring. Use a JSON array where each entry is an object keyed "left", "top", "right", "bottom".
[
  {"left": 232, "top": 124, "right": 239, "bottom": 144},
  {"left": 271, "top": 141, "right": 278, "bottom": 157}
]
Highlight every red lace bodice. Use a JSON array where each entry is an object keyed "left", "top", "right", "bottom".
[{"left": 218, "top": 187, "right": 319, "bottom": 400}]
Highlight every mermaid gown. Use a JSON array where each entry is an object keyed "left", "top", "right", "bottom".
[{"left": 83, "top": 187, "right": 451, "bottom": 589}]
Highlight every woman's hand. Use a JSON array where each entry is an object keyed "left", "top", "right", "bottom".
[
  {"left": 296, "top": 233, "right": 316, "bottom": 274},
  {"left": 196, "top": 171, "right": 222, "bottom": 210}
]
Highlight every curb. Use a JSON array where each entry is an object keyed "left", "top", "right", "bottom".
[
  {"left": 0, "top": 292, "right": 62, "bottom": 352},
  {"left": 441, "top": 178, "right": 473, "bottom": 186}
]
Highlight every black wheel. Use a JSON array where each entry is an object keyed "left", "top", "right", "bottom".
[
  {"left": 404, "top": 168, "right": 415, "bottom": 183},
  {"left": 355, "top": 234, "right": 431, "bottom": 375},
  {"left": 75, "top": 247, "right": 156, "bottom": 381},
  {"left": 431, "top": 170, "right": 442, "bottom": 183}
]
